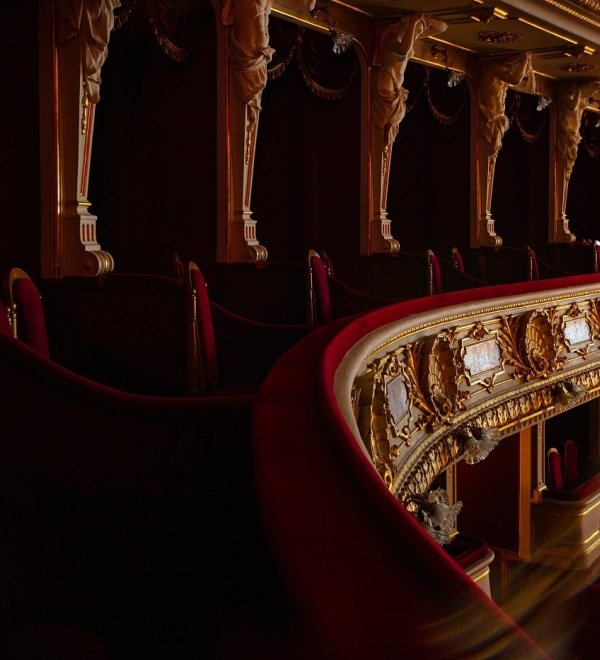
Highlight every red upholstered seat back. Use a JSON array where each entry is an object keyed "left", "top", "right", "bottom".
[
  {"left": 547, "top": 448, "right": 563, "bottom": 491},
  {"left": 0, "top": 301, "right": 12, "bottom": 336},
  {"left": 564, "top": 439, "right": 578, "bottom": 484},
  {"left": 7, "top": 269, "right": 50, "bottom": 358},
  {"left": 188, "top": 262, "right": 219, "bottom": 394},
  {"left": 526, "top": 245, "right": 540, "bottom": 280},
  {"left": 451, "top": 247, "right": 465, "bottom": 273},
  {"left": 308, "top": 250, "right": 332, "bottom": 324},
  {"left": 428, "top": 250, "right": 443, "bottom": 294}
]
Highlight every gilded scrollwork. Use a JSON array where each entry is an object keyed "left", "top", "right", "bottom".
[
  {"left": 587, "top": 298, "right": 600, "bottom": 339},
  {"left": 499, "top": 309, "right": 564, "bottom": 380},
  {"left": 522, "top": 309, "right": 565, "bottom": 377},
  {"left": 351, "top": 290, "right": 600, "bottom": 506},
  {"left": 396, "top": 436, "right": 462, "bottom": 503}
]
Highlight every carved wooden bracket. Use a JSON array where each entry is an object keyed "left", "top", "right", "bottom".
[
  {"left": 40, "top": 0, "right": 118, "bottom": 277},
  {"left": 215, "top": 0, "right": 275, "bottom": 263},
  {"left": 549, "top": 79, "right": 600, "bottom": 244},
  {"left": 474, "top": 52, "right": 534, "bottom": 248},
  {"left": 365, "top": 14, "right": 446, "bottom": 255}
]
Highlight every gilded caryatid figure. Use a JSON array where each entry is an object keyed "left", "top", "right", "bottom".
[
  {"left": 50, "top": 0, "right": 119, "bottom": 276},
  {"left": 221, "top": 0, "right": 275, "bottom": 132},
  {"left": 368, "top": 14, "right": 446, "bottom": 254},
  {"left": 57, "top": 0, "right": 120, "bottom": 105},
  {"left": 476, "top": 52, "right": 534, "bottom": 247},
  {"left": 551, "top": 80, "right": 600, "bottom": 242},
  {"left": 219, "top": 0, "right": 279, "bottom": 262}
]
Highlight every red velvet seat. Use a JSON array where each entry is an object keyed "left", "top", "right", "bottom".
[
  {"left": 38, "top": 272, "right": 194, "bottom": 395},
  {"left": 547, "top": 447, "right": 564, "bottom": 491},
  {"left": 452, "top": 246, "right": 536, "bottom": 284},
  {"left": 0, "top": 297, "right": 288, "bottom": 657},
  {"left": 429, "top": 249, "right": 488, "bottom": 293},
  {"left": 542, "top": 241, "right": 600, "bottom": 275},
  {"left": 308, "top": 249, "right": 399, "bottom": 324},
  {"left": 564, "top": 439, "right": 579, "bottom": 485},
  {"left": 444, "top": 534, "right": 491, "bottom": 570},
  {"left": 546, "top": 440, "right": 600, "bottom": 500},
  {"left": 187, "top": 261, "right": 313, "bottom": 394},
  {"left": 3, "top": 267, "right": 50, "bottom": 357},
  {"left": 203, "top": 260, "right": 313, "bottom": 325},
  {"left": 0, "top": 300, "right": 12, "bottom": 336}
]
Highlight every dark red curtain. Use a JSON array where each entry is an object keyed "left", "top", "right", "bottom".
[
  {"left": 388, "top": 63, "right": 471, "bottom": 255},
  {"left": 89, "top": 1, "right": 217, "bottom": 275},
  {"left": 253, "top": 19, "right": 361, "bottom": 275},
  {"left": 493, "top": 90, "right": 550, "bottom": 248},
  {"left": 568, "top": 110, "right": 600, "bottom": 240}
]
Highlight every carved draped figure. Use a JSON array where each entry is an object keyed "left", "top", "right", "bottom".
[
  {"left": 371, "top": 14, "right": 447, "bottom": 148},
  {"left": 222, "top": 0, "right": 276, "bottom": 126},
  {"left": 556, "top": 80, "right": 600, "bottom": 178},
  {"left": 56, "top": 0, "right": 121, "bottom": 103},
  {"left": 478, "top": 52, "right": 535, "bottom": 161}
]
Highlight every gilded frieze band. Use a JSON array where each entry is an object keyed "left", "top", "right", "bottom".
[{"left": 350, "top": 290, "right": 600, "bottom": 513}]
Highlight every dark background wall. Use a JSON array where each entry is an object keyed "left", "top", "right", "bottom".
[
  {"left": 388, "top": 63, "right": 471, "bottom": 257},
  {"left": 568, "top": 110, "right": 600, "bottom": 241},
  {"left": 493, "top": 90, "right": 550, "bottom": 248},
  {"left": 2, "top": 2, "right": 600, "bottom": 284},
  {"left": 89, "top": 0, "right": 217, "bottom": 275},
  {"left": 0, "top": 0, "right": 41, "bottom": 279}
]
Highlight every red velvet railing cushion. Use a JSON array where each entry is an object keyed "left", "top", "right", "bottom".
[
  {"left": 190, "top": 265, "right": 219, "bottom": 394},
  {"left": 310, "top": 253, "right": 332, "bottom": 324},
  {"left": 253, "top": 277, "right": 576, "bottom": 657},
  {"left": 13, "top": 276, "right": 50, "bottom": 358},
  {"left": 548, "top": 448, "right": 563, "bottom": 491},
  {"left": 0, "top": 301, "right": 11, "bottom": 336}
]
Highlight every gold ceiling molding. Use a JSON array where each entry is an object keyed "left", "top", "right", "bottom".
[
  {"left": 541, "top": 0, "right": 600, "bottom": 29},
  {"left": 567, "top": 0, "right": 600, "bottom": 16}
]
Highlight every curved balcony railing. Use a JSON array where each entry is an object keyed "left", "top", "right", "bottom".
[{"left": 253, "top": 273, "right": 600, "bottom": 658}]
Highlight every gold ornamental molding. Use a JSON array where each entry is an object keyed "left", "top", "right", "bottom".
[
  {"left": 477, "top": 31, "right": 521, "bottom": 45},
  {"left": 543, "top": 0, "right": 600, "bottom": 28},
  {"left": 560, "top": 61, "right": 598, "bottom": 72},
  {"left": 335, "top": 283, "right": 600, "bottom": 511}
]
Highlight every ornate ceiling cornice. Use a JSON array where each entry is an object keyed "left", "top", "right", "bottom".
[
  {"left": 567, "top": 0, "right": 600, "bottom": 17},
  {"left": 538, "top": 0, "right": 600, "bottom": 29}
]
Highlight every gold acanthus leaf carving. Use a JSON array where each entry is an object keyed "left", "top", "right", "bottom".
[
  {"left": 498, "top": 314, "right": 530, "bottom": 379},
  {"left": 396, "top": 436, "right": 462, "bottom": 502},
  {"left": 402, "top": 342, "right": 437, "bottom": 421},
  {"left": 588, "top": 299, "right": 600, "bottom": 339}
]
